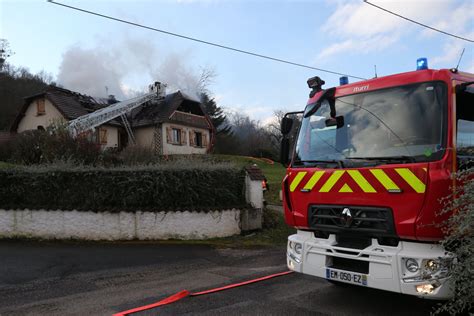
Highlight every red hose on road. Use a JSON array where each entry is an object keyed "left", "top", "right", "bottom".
[
  {"left": 113, "top": 290, "right": 190, "bottom": 316},
  {"left": 191, "top": 270, "right": 293, "bottom": 296},
  {"left": 113, "top": 270, "right": 294, "bottom": 316}
]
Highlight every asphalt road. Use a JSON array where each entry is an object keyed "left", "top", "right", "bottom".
[{"left": 0, "top": 240, "right": 440, "bottom": 316}]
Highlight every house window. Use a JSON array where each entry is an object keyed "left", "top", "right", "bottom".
[
  {"left": 172, "top": 128, "right": 181, "bottom": 144},
  {"left": 194, "top": 132, "right": 203, "bottom": 147},
  {"left": 37, "top": 99, "right": 45, "bottom": 115},
  {"left": 99, "top": 128, "right": 108, "bottom": 145},
  {"left": 166, "top": 127, "right": 187, "bottom": 145}
]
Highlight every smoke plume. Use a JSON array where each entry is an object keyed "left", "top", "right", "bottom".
[{"left": 57, "top": 37, "right": 212, "bottom": 100}]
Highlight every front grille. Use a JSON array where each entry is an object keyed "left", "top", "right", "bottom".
[{"left": 308, "top": 205, "right": 396, "bottom": 238}]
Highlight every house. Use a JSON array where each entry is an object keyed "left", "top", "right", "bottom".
[
  {"left": 10, "top": 86, "right": 123, "bottom": 149},
  {"left": 10, "top": 86, "right": 214, "bottom": 154},
  {"left": 130, "top": 91, "right": 214, "bottom": 155}
]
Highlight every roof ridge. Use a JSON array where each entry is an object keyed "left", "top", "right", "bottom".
[{"left": 47, "top": 85, "right": 98, "bottom": 100}]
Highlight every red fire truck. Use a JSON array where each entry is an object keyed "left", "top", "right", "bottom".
[{"left": 280, "top": 59, "right": 473, "bottom": 299}]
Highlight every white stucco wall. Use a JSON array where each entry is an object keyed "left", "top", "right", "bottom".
[
  {"left": 0, "top": 209, "right": 241, "bottom": 240},
  {"left": 17, "top": 99, "right": 65, "bottom": 132},
  {"left": 101, "top": 125, "right": 119, "bottom": 149},
  {"left": 245, "top": 176, "right": 264, "bottom": 209},
  {"left": 162, "top": 123, "right": 209, "bottom": 155}
]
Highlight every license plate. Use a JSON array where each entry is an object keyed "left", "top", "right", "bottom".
[{"left": 326, "top": 268, "right": 368, "bottom": 286}]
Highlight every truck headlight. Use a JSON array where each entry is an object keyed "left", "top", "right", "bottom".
[
  {"left": 424, "top": 259, "right": 439, "bottom": 272},
  {"left": 416, "top": 283, "right": 439, "bottom": 294},
  {"left": 421, "top": 258, "right": 451, "bottom": 279},
  {"left": 403, "top": 257, "right": 453, "bottom": 283},
  {"left": 294, "top": 243, "right": 303, "bottom": 255},
  {"left": 405, "top": 258, "right": 419, "bottom": 273}
]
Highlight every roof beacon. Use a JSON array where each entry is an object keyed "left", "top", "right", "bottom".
[
  {"left": 416, "top": 58, "right": 428, "bottom": 70},
  {"left": 339, "top": 76, "right": 349, "bottom": 86}
]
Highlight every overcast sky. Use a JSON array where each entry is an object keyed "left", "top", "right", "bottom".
[{"left": 1, "top": 0, "right": 473, "bottom": 124}]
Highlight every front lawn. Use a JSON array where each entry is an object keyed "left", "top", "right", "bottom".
[{"left": 214, "top": 155, "right": 286, "bottom": 205}]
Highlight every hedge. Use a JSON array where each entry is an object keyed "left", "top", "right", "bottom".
[{"left": 0, "top": 165, "right": 246, "bottom": 212}]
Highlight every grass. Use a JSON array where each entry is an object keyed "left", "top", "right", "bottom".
[
  {"left": 214, "top": 154, "right": 286, "bottom": 205},
  {"left": 0, "top": 161, "right": 15, "bottom": 169}
]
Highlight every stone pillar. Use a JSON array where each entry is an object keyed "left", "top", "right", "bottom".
[{"left": 241, "top": 165, "right": 265, "bottom": 231}]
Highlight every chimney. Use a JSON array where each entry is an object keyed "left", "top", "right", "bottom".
[{"left": 108, "top": 94, "right": 117, "bottom": 104}]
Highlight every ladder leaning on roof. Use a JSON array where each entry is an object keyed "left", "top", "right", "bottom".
[
  {"left": 67, "top": 82, "right": 166, "bottom": 140},
  {"left": 120, "top": 114, "right": 136, "bottom": 145}
]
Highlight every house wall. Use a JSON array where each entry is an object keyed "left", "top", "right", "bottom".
[
  {"left": 17, "top": 99, "right": 65, "bottom": 132},
  {"left": 16, "top": 97, "right": 119, "bottom": 149},
  {"left": 134, "top": 126, "right": 155, "bottom": 148},
  {"left": 100, "top": 125, "right": 120, "bottom": 149},
  {"left": 162, "top": 122, "right": 209, "bottom": 155}
]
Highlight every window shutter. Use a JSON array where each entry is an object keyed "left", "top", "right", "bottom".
[
  {"left": 37, "top": 99, "right": 45, "bottom": 115},
  {"left": 99, "top": 128, "right": 108, "bottom": 144},
  {"left": 189, "top": 131, "right": 194, "bottom": 146},
  {"left": 166, "top": 127, "right": 171, "bottom": 143},
  {"left": 181, "top": 129, "right": 187, "bottom": 145},
  {"left": 202, "top": 134, "right": 208, "bottom": 147}
]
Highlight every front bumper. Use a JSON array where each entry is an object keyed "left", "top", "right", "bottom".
[{"left": 287, "top": 230, "right": 453, "bottom": 300}]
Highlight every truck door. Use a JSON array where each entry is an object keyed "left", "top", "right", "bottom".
[{"left": 455, "top": 83, "right": 474, "bottom": 170}]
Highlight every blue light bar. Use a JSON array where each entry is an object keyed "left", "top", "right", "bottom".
[
  {"left": 417, "top": 58, "right": 428, "bottom": 70},
  {"left": 339, "top": 76, "right": 349, "bottom": 85}
]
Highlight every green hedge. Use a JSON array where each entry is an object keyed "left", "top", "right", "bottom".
[{"left": 0, "top": 166, "right": 246, "bottom": 212}]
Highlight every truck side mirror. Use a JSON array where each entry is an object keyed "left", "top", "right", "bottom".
[
  {"left": 280, "top": 138, "right": 290, "bottom": 166},
  {"left": 281, "top": 117, "right": 293, "bottom": 135}
]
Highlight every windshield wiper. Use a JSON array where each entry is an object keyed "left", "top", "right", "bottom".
[
  {"left": 346, "top": 156, "right": 416, "bottom": 163},
  {"left": 293, "top": 159, "right": 344, "bottom": 168}
]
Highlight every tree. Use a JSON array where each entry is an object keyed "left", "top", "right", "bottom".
[
  {"left": 0, "top": 39, "right": 14, "bottom": 71},
  {"left": 0, "top": 65, "right": 51, "bottom": 130},
  {"left": 200, "top": 92, "right": 232, "bottom": 135},
  {"left": 222, "top": 112, "right": 277, "bottom": 159},
  {"left": 434, "top": 168, "right": 474, "bottom": 315},
  {"left": 265, "top": 110, "right": 286, "bottom": 155}
]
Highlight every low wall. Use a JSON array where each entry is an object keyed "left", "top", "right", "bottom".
[{"left": 0, "top": 209, "right": 241, "bottom": 240}]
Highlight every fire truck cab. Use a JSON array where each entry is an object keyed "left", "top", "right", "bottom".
[{"left": 281, "top": 60, "right": 473, "bottom": 299}]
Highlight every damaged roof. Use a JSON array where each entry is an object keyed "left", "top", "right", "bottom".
[
  {"left": 129, "top": 91, "right": 211, "bottom": 129},
  {"left": 10, "top": 86, "right": 121, "bottom": 131}
]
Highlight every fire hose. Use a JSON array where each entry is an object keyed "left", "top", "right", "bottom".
[{"left": 113, "top": 270, "right": 294, "bottom": 316}]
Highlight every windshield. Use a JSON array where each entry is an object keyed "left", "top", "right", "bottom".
[{"left": 294, "top": 82, "right": 447, "bottom": 166}]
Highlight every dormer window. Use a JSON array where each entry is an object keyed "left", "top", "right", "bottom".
[{"left": 36, "top": 99, "right": 45, "bottom": 115}]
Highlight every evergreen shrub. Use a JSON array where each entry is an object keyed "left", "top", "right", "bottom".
[{"left": 0, "top": 164, "right": 246, "bottom": 212}]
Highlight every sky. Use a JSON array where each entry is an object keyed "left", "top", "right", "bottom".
[{"left": 1, "top": 0, "right": 473, "bottom": 125}]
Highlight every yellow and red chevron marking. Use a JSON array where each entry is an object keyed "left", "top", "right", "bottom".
[{"left": 289, "top": 168, "right": 427, "bottom": 194}]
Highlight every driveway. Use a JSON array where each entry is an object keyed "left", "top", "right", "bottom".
[{"left": 0, "top": 240, "right": 438, "bottom": 315}]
